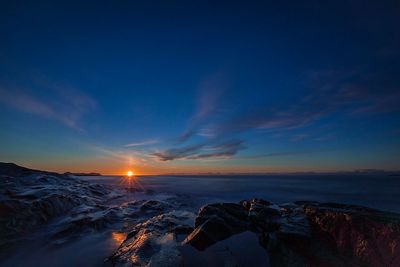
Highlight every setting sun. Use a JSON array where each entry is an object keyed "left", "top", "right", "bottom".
[{"left": 127, "top": 170, "right": 134, "bottom": 177}]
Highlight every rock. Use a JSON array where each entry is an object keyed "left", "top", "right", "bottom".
[
  {"left": 108, "top": 210, "right": 196, "bottom": 266},
  {"left": 185, "top": 199, "right": 400, "bottom": 267},
  {"left": 185, "top": 203, "right": 250, "bottom": 250},
  {"left": 140, "top": 200, "right": 173, "bottom": 213},
  {"left": 248, "top": 199, "right": 281, "bottom": 232},
  {"left": 0, "top": 163, "right": 113, "bottom": 249},
  {"left": 119, "top": 199, "right": 175, "bottom": 221},
  {"left": 51, "top": 207, "right": 121, "bottom": 241},
  {"left": 185, "top": 199, "right": 283, "bottom": 250},
  {"left": 180, "top": 231, "right": 269, "bottom": 267},
  {"left": 303, "top": 202, "right": 400, "bottom": 267},
  {"left": 277, "top": 205, "right": 311, "bottom": 239},
  {"left": 0, "top": 162, "right": 49, "bottom": 177},
  {"left": 195, "top": 203, "right": 248, "bottom": 227}
]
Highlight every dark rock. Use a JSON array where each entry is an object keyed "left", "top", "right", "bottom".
[
  {"left": 303, "top": 202, "right": 400, "bottom": 267},
  {"left": 185, "top": 216, "right": 241, "bottom": 251},
  {"left": 180, "top": 231, "right": 269, "bottom": 267},
  {"left": 0, "top": 162, "right": 113, "bottom": 248},
  {"left": 185, "top": 199, "right": 284, "bottom": 250},
  {"left": 278, "top": 211, "right": 310, "bottom": 239},
  {"left": 185, "top": 199, "right": 400, "bottom": 267},
  {"left": 185, "top": 203, "right": 250, "bottom": 250}
]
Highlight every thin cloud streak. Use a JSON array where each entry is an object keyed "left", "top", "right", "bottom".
[
  {"left": 152, "top": 139, "right": 244, "bottom": 161},
  {"left": 241, "top": 150, "right": 326, "bottom": 159},
  {"left": 125, "top": 139, "right": 158, "bottom": 147},
  {"left": 188, "top": 67, "right": 400, "bottom": 141},
  {"left": 178, "top": 72, "right": 227, "bottom": 143},
  {"left": 0, "top": 86, "right": 95, "bottom": 130}
]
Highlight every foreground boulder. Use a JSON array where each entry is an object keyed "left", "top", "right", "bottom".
[
  {"left": 108, "top": 210, "right": 195, "bottom": 266},
  {"left": 185, "top": 203, "right": 250, "bottom": 250},
  {"left": 185, "top": 199, "right": 400, "bottom": 267}
]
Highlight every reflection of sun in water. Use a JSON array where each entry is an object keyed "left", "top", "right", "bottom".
[
  {"left": 111, "top": 232, "right": 125, "bottom": 246},
  {"left": 127, "top": 170, "right": 134, "bottom": 177}
]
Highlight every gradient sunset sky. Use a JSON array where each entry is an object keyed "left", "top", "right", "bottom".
[{"left": 1, "top": 1, "right": 399, "bottom": 175}]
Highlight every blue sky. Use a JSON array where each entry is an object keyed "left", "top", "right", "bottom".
[{"left": 0, "top": 1, "right": 399, "bottom": 174}]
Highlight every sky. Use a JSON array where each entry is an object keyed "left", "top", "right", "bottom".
[{"left": 0, "top": 1, "right": 399, "bottom": 175}]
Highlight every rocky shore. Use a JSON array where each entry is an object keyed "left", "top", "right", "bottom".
[
  {"left": 185, "top": 199, "right": 400, "bottom": 266},
  {"left": 1, "top": 163, "right": 400, "bottom": 267},
  {"left": 109, "top": 198, "right": 400, "bottom": 267},
  {"left": 0, "top": 163, "right": 115, "bottom": 252}
]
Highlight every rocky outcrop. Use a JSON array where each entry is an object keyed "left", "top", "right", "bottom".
[
  {"left": 185, "top": 199, "right": 400, "bottom": 267},
  {"left": 303, "top": 203, "right": 400, "bottom": 267},
  {"left": 185, "top": 203, "right": 250, "bottom": 250},
  {"left": 0, "top": 163, "right": 199, "bottom": 264},
  {"left": 0, "top": 163, "right": 113, "bottom": 249},
  {"left": 108, "top": 198, "right": 400, "bottom": 267}
]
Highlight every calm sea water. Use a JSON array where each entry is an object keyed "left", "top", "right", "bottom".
[{"left": 86, "top": 174, "right": 400, "bottom": 213}]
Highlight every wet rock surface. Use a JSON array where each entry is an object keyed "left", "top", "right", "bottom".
[
  {"left": 184, "top": 199, "right": 400, "bottom": 267},
  {"left": 108, "top": 210, "right": 195, "bottom": 267},
  {"left": 185, "top": 203, "right": 250, "bottom": 250},
  {"left": 0, "top": 163, "right": 115, "bottom": 249},
  {"left": 303, "top": 203, "right": 400, "bottom": 267},
  {"left": 180, "top": 231, "right": 269, "bottom": 267}
]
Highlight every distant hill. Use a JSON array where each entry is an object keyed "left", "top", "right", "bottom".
[
  {"left": 0, "top": 163, "right": 102, "bottom": 177},
  {"left": 64, "top": 172, "right": 102, "bottom": 176},
  {"left": 0, "top": 162, "right": 56, "bottom": 177}
]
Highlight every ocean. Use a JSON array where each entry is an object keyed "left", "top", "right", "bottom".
[{"left": 85, "top": 174, "right": 400, "bottom": 213}]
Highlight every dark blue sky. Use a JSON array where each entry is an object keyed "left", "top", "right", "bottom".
[{"left": 0, "top": 1, "right": 399, "bottom": 174}]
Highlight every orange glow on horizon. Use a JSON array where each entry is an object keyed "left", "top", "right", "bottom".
[
  {"left": 127, "top": 170, "right": 134, "bottom": 177},
  {"left": 18, "top": 160, "right": 373, "bottom": 176}
]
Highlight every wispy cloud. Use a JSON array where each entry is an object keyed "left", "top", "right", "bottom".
[
  {"left": 125, "top": 139, "right": 158, "bottom": 147},
  {"left": 0, "top": 88, "right": 56, "bottom": 118},
  {"left": 154, "top": 66, "right": 400, "bottom": 163},
  {"left": 152, "top": 143, "right": 205, "bottom": 161},
  {"left": 0, "top": 85, "right": 95, "bottom": 130},
  {"left": 210, "top": 106, "right": 327, "bottom": 137},
  {"left": 152, "top": 139, "right": 244, "bottom": 161},
  {"left": 186, "top": 140, "right": 244, "bottom": 160},
  {"left": 178, "top": 72, "right": 227, "bottom": 143},
  {"left": 306, "top": 68, "right": 400, "bottom": 115},
  {"left": 241, "top": 149, "right": 325, "bottom": 159},
  {"left": 194, "top": 67, "right": 400, "bottom": 140}
]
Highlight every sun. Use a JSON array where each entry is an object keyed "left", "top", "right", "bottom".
[{"left": 127, "top": 170, "right": 134, "bottom": 177}]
